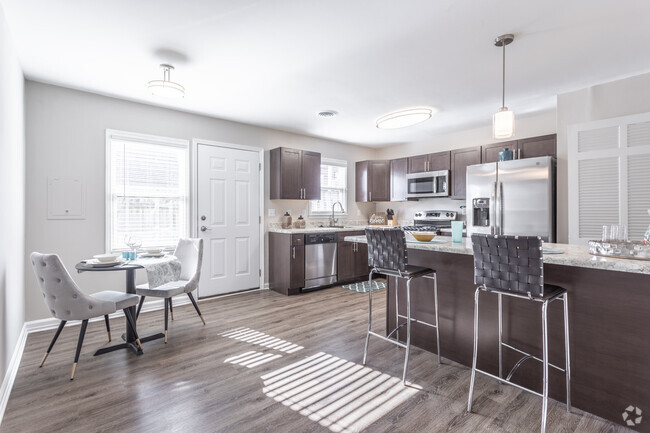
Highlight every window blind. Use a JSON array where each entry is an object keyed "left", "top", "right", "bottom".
[
  {"left": 309, "top": 161, "right": 347, "bottom": 215},
  {"left": 109, "top": 138, "right": 188, "bottom": 251}
]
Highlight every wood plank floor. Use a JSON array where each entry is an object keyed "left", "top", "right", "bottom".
[{"left": 1, "top": 286, "right": 632, "bottom": 433}]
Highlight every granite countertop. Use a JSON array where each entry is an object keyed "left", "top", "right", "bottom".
[
  {"left": 268, "top": 226, "right": 369, "bottom": 234},
  {"left": 343, "top": 235, "right": 650, "bottom": 275}
]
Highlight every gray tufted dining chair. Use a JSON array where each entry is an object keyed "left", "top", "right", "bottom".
[
  {"left": 30, "top": 252, "right": 143, "bottom": 380},
  {"left": 135, "top": 238, "right": 205, "bottom": 343}
]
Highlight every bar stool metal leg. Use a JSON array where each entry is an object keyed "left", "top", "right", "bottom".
[
  {"left": 541, "top": 300, "right": 550, "bottom": 433},
  {"left": 395, "top": 279, "right": 400, "bottom": 342},
  {"left": 467, "top": 287, "right": 481, "bottom": 412},
  {"left": 498, "top": 293, "right": 503, "bottom": 380},
  {"left": 403, "top": 277, "right": 413, "bottom": 384},
  {"left": 563, "top": 293, "right": 572, "bottom": 411},
  {"left": 433, "top": 273, "right": 441, "bottom": 365},
  {"left": 362, "top": 269, "right": 376, "bottom": 365}
]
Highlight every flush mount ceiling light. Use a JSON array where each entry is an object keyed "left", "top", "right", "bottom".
[
  {"left": 493, "top": 34, "right": 515, "bottom": 139},
  {"left": 148, "top": 64, "right": 185, "bottom": 98},
  {"left": 376, "top": 107, "right": 436, "bottom": 129}
]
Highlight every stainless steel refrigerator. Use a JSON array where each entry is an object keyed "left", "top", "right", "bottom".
[{"left": 466, "top": 156, "right": 556, "bottom": 242}]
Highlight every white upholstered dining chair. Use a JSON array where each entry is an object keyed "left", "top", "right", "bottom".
[
  {"left": 135, "top": 238, "right": 205, "bottom": 343},
  {"left": 30, "top": 252, "right": 143, "bottom": 380}
]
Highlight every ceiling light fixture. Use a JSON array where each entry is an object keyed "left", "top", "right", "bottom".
[
  {"left": 493, "top": 34, "right": 515, "bottom": 139},
  {"left": 376, "top": 107, "right": 435, "bottom": 129},
  {"left": 148, "top": 64, "right": 185, "bottom": 98},
  {"left": 318, "top": 110, "right": 338, "bottom": 118}
]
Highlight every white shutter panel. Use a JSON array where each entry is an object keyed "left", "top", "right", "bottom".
[
  {"left": 627, "top": 154, "right": 650, "bottom": 240},
  {"left": 577, "top": 126, "right": 619, "bottom": 152},
  {"left": 578, "top": 157, "right": 619, "bottom": 239},
  {"left": 627, "top": 121, "right": 650, "bottom": 147}
]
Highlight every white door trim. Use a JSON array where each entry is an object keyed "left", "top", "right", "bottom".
[{"left": 191, "top": 138, "right": 265, "bottom": 291}]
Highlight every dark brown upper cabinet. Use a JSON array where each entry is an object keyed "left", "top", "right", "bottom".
[
  {"left": 270, "top": 147, "right": 321, "bottom": 200},
  {"left": 407, "top": 151, "right": 451, "bottom": 173},
  {"left": 482, "top": 134, "right": 557, "bottom": 163},
  {"left": 356, "top": 160, "right": 390, "bottom": 202},
  {"left": 450, "top": 146, "right": 481, "bottom": 200},
  {"left": 390, "top": 158, "right": 408, "bottom": 202}
]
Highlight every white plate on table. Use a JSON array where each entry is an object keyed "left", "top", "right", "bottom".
[
  {"left": 83, "top": 257, "right": 126, "bottom": 267},
  {"left": 139, "top": 252, "right": 166, "bottom": 258}
]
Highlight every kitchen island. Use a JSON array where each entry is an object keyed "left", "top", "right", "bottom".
[{"left": 344, "top": 235, "right": 650, "bottom": 431}]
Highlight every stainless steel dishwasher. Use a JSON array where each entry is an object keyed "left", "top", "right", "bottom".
[{"left": 304, "top": 233, "right": 338, "bottom": 290}]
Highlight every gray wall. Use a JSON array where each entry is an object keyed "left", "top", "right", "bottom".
[
  {"left": 556, "top": 72, "right": 650, "bottom": 243},
  {"left": 0, "top": 4, "right": 25, "bottom": 383},
  {"left": 24, "top": 81, "right": 376, "bottom": 322}
]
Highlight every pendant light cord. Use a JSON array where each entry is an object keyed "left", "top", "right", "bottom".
[{"left": 502, "top": 41, "right": 506, "bottom": 109}]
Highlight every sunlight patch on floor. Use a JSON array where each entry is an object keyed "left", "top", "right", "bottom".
[
  {"left": 261, "top": 352, "right": 419, "bottom": 433},
  {"left": 224, "top": 351, "right": 283, "bottom": 368},
  {"left": 219, "top": 327, "right": 304, "bottom": 353}
]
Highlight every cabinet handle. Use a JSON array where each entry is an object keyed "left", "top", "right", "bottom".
[
  {"left": 292, "top": 246, "right": 296, "bottom": 259},
  {"left": 369, "top": 191, "right": 372, "bottom": 202},
  {"left": 518, "top": 148, "right": 521, "bottom": 159}
]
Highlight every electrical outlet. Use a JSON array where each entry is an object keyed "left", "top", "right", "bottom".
[
  {"left": 357, "top": 209, "right": 362, "bottom": 216},
  {"left": 302, "top": 208, "right": 307, "bottom": 217},
  {"left": 268, "top": 208, "right": 275, "bottom": 217}
]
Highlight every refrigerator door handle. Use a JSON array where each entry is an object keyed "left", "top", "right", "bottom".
[
  {"left": 490, "top": 181, "right": 497, "bottom": 235},
  {"left": 496, "top": 181, "right": 503, "bottom": 235}
]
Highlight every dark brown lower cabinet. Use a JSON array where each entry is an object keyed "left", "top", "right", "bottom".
[
  {"left": 338, "top": 231, "right": 370, "bottom": 282},
  {"left": 269, "top": 233, "right": 304, "bottom": 295}
]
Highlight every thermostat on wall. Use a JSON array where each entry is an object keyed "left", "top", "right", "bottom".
[{"left": 47, "top": 177, "right": 86, "bottom": 219}]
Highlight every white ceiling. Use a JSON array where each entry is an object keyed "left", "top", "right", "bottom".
[{"left": 3, "top": 0, "right": 650, "bottom": 146}]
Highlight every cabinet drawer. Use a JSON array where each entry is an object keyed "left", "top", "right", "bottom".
[{"left": 292, "top": 234, "right": 304, "bottom": 245}]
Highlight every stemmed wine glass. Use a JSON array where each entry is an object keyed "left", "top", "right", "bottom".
[{"left": 124, "top": 235, "right": 141, "bottom": 259}]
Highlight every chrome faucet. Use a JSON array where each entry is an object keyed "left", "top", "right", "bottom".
[{"left": 330, "top": 201, "right": 345, "bottom": 227}]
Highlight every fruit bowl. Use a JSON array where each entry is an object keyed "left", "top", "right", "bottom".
[{"left": 411, "top": 232, "right": 436, "bottom": 242}]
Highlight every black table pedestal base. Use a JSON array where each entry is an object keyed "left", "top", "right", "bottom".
[{"left": 93, "top": 332, "right": 165, "bottom": 356}]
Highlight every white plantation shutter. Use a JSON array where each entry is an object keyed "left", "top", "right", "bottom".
[
  {"left": 309, "top": 159, "right": 347, "bottom": 215},
  {"left": 569, "top": 113, "right": 650, "bottom": 244},
  {"left": 107, "top": 131, "right": 189, "bottom": 251}
]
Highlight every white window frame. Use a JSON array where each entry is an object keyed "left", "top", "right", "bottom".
[
  {"left": 568, "top": 111, "right": 650, "bottom": 244},
  {"left": 309, "top": 157, "right": 348, "bottom": 217},
  {"left": 105, "top": 129, "right": 190, "bottom": 253}
]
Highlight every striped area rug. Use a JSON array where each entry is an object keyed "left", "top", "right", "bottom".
[{"left": 342, "top": 280, "right": 386, "bottom": 293}]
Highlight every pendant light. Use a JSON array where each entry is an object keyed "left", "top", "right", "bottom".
[
  {"left": 148, "top": 64, "right": 185, "bottom": 98},
  {"left": 493, "top": 34, "right": 514, "bottom": 139}
]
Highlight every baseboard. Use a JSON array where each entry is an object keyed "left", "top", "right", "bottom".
[{"left": 0, "top": 324, "right": 28, "bottom": 426}]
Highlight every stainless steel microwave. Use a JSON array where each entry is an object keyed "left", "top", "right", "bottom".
[{"left": 406, "top": 170, "right": 450, "bottom": 198}]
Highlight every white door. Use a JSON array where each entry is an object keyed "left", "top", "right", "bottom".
[{"left": 197, "top": 144, "right": 261, "bottom": 296}]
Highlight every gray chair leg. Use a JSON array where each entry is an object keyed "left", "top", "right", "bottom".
[
  {"left": 541, "top": 300, "right": 550, "bottom": 433},
  {"left": 40, "top": 320, "right": 66, "bottom": 367},
  {"left": 362, "top": 269, "right": 376, "bottom": 365},
  {"left": 136, "top": 296, "right": 145, "bottom": 319},
  {"left": 169, "top": 297, "right": 174, "bottom": 320},
  {"left": 187, "top": 292, "right": 205, "bottom": 325},
  {"left": 564, "top": 293, "right": 572, "bottom": 412},
  {"left": 164, "top": 298, "right": 169, "bottom": 344},
  {"left": 467, "top": 287, "right": 481, "bottom": 412},
  {"left": 402, "top": 277, "right": 412, "bottom": 384},
  {"left": 71, "top": 319, "right": 88, "bottom": 380},
  {"left": 123, "top": 308, "right": 143, "bottom": 351},
  {"left": 104, "top": 315, "right": 111, "bottom": 342}
]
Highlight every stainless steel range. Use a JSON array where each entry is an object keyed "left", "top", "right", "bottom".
[{"left": 403, "top": 210, "right": 458, "bottom": 235}]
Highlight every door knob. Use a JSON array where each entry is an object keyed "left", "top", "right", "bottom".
[
  {"left": 201, "top": 226, "right": 209, "bottom": 232},
  {"left": 201, "top": 215, "right": 206, "bottom": 221}
]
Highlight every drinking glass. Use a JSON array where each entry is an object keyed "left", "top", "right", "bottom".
[
  {"left": 618, "top": 225, "right": 628, "bottom": 242},
  {"left": 601, "top": 225, "right": 609, "bottom": 242},
  {"left": 609, "top": 225, "right": 619, "bottom": 242}
]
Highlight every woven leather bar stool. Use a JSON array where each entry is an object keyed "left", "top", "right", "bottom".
[
  {"left": 466, "top": 234, "right": 571, "bottom": 433},
  {"left": 362, "top": 227, "right": 441, "bottom": 384}
]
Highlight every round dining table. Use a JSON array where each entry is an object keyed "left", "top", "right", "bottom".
[{"left": 75, "top": 261, "right": 165, "bottom": 355}]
